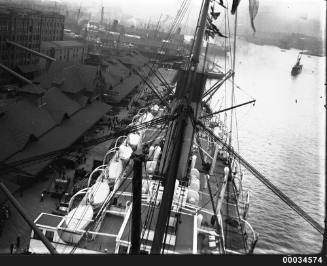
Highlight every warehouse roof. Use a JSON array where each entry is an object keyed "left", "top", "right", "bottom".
[
  {"left": 0, "top": 85, "right": 109, "bottom": 163},
  {"left": 110, "top": 74, "right": 142, "bottom": 103},
  {"left": 6, "top": 101, "right": 110, "bottom": 177},
  {"left": 43, "top": 87, "right": 81, "bottom": 123}
]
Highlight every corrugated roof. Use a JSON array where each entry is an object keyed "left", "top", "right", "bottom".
[
  {"left": 33, "top": 61, "right": 69, "bottom": 89},
  {"left": 111, "top": 74, "right": 142, "bottom": 103},
  {"left": 0, "top": 121, "right": 20, "bottom": 161},
  {"left": 34, "top": 64, "right": 101, "bottom": 94},
  {"left": 7, "top": 99, "right": 55, "bottom": 130},
  {"left": 117, "top": 56, "right": 134, "bottom": 67},
  {"left": 6, "top": 100, "right": 56, "bottom": 138},
  {"left": 43, "top": 87, "right": 81, "bottom": 124},
  {"left": 101, "top": 70, "right": 121, "bottom": 88},
  {"left": 60, "top": 64, "right": 98, "bottom": 94},
  {"left": 104, "top": 58, "right": 130, "bottom": 78},
  {"left": 0, "top": 85, "right": 91, "bottom": 162},
  {"left": 74, "top": 95, "right": 90, "bottom": 107},
  {"left": 131, "top": 51, "right": 149, "bottom": 65},
  {"left": 117, "top": 52, "right": 149, "bottom": 70},
  {"left": 0, "top": 100, "right": 56, "bottom": 161},
  {"left": 6, "top": 101, "right": 110, "bottom": 177}
]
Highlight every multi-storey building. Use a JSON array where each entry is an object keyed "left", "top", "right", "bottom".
[
  {"left": 0, "top": 5, "right": 64, "bottom": 83},
  {"left": 40, "top": 12, "right": 64, "bottom": 41},
  {"left": 40, "top": 40, "right": 87, "bottom": 65},
  {"left": 0, "top": 7, "right": 42, "bottom": 68}
]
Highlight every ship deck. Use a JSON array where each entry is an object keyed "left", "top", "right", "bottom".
[
  {"left": 119, "top": 203, "right": 195, "bottom": 254},
  {"left": 194, "top": 135, "right": 248, "bottom": 253},
  {"left": 28, "top": 102, "right": 248, "bottom": 254},
  {"left": 76, "top": 213, "right": 124, "bottom": 252}
]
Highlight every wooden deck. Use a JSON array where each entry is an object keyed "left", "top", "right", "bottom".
[{"left": 194, "top": 136, "right": 248, "bottom": 253}]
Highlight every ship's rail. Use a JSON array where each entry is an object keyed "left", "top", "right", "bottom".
[
  {"left": 198, "top": 121, "right": 324, "bottom": 235},
  {"left": 67, "top": 188, "right": 89, "bottom": 211},
  {"left": 239, "top": 217, "right": 258, "bottom": 253}
]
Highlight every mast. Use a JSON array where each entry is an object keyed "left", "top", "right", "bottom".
[
  {"left": 130, "top": 154, "right": 143, "bottom": 254},
  {"left": 191, "top": 0, "right": 210, "bottom": 67},
  {"left": 150, "top": 0, "right": 210, "bottom": 254}
]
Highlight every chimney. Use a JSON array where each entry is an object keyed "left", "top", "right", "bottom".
[{"left": 100, "top": 7, "right": 104, "bottom": 25}]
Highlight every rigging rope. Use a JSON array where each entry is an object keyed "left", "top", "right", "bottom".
[
  {"left": 229, "top": 4, "right": 238, "bottom": 148},
  {"left": 197, "top": 121, "right": 324, "bottom": 235},
  {"left": 0, "top": 115, "right": 176, "bottom": 174}
]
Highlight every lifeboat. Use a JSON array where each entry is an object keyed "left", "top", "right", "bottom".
[
  {"left": 127, "top": 133, "right": 141, "bottom": 149},
  {"left": 108, "top": 157, "right": 123, "bottom": 181},
  {"left": 190, "top": 168, "right": 200, "bottom": 180},
  {"left": 87, "top": 181, "right": 110, "bottom": 209},
  {"left": 140, "top": 112, "right": 154, "bottom": 123},
  {"left": 118, "top": 143, "right": 133, "bottom": 161},
  {"left": 187, "top": 190, "right": 200, "bottom": 205},
  {"left": 189, "top": 178, "right": 200, "bottom": 191},
  {"left": 59, "top": 204, "right": 94, "bottom": 244}
]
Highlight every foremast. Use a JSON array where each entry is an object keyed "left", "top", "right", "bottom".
[{"left": 150, "top": 0, "right": 211, "bottom": 254}]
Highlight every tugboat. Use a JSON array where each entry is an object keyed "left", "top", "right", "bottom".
[{"left": 291, "top": 52, "right": 303, "bottom": 76}]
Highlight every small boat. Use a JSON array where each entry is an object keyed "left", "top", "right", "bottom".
[
  {"left": 291, "top": 53, "right": 303, "bottom": 76},
  {"left": 87, "top": 181, "right": 110, "bottom": 208},
  {"left": 59, "top": 204, "right": 94, "bottom": 244}
]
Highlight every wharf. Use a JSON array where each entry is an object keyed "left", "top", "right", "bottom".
[{"left": 0, "top": 67, "right": 177, "bottom": 253}]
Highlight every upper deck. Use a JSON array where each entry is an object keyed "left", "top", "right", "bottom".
[{"left": 28, "top": 94, "right": 252, "bottom": 254}]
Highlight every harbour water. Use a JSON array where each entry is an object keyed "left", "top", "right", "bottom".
[{"left": 208, "top": 39, "right": 325, "bottom": 254}]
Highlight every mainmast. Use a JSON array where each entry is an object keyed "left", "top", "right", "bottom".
[
  {"left": 150, "top": 0, "right": 211, "bottom": 254},
  {"left": 190, "top": 0, "right": 210, "bottom": 68}
]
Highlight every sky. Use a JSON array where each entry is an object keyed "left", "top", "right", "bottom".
[
  {"left": 237, "top": 0, "right": 325, "bottom": 37},
  {"left": 41, "top": 0, "right": 325, "bottom": 37},
  {"left": 59, "top": 0, "right": 325, "bottom": 19}
]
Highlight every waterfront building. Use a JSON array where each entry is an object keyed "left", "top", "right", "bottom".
[
  {"left": 0, "top": 4, "right": 64, "bottom": 83},
  {"left": 40, "top": 40, "right": 87, "bottom": 65}
]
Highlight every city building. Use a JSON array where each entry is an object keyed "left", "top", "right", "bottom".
[
  {"left": 40, "top": 40, "right": 87, "bottom": 65},
  {"left": 0, "top": 6, "right": 42, "bottom": 69},
  {"left": 40, "top": 13, "right": 64, "bottom": 41},
  {"left": 0, "top": 4, "right": 64, "bottom": 83}
]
